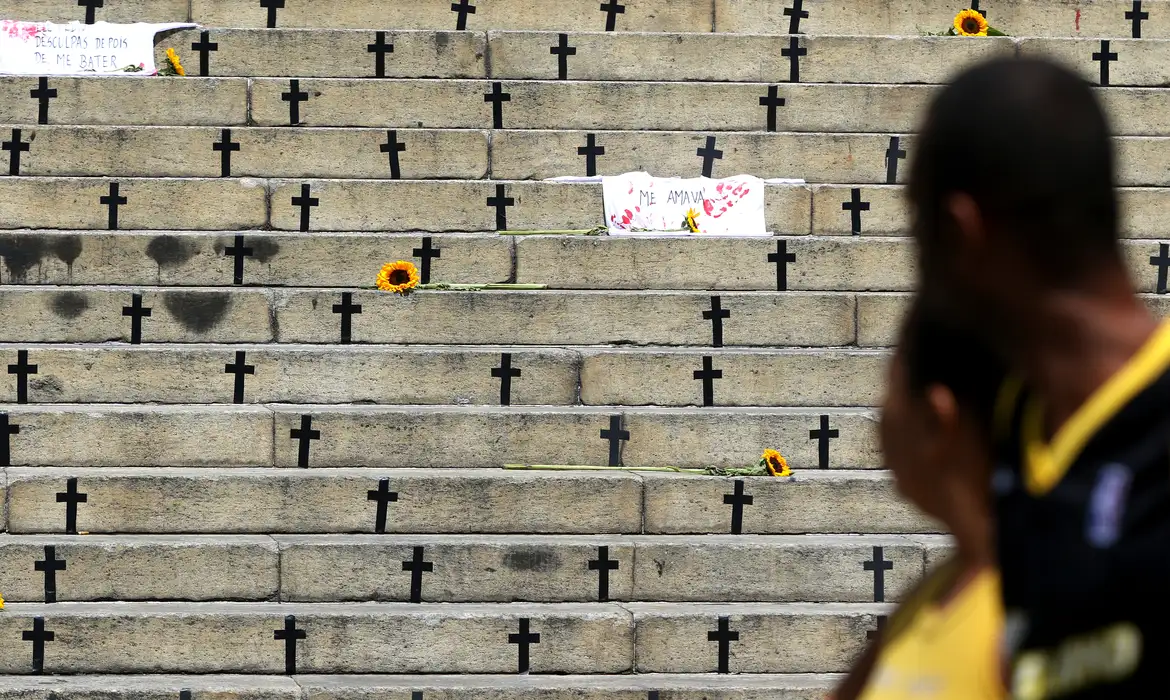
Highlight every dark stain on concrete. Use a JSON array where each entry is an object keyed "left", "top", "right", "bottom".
[
  {"left": 52, "top": 235, "right": 82, "bottom": 266},
  {"left": 146, "top": 235, "right": 198, "bottom": 267},
  {"left": 50, "top": 291, "right": 89, "bottom": 318},
  {"left": 503, "top": 547, "right": 561, "bottom": 572},
  {"left": 164, "top": 291, "right": 231, "bottom": 333},
  {"left": 0, "top": 234, "right": 45, "bottom": 279},
  {"left": 29, "top": 375, "right": 64, "bottom": 397},
  {"left": 249, "top": 237, "right": 281, "bottom": 263}
]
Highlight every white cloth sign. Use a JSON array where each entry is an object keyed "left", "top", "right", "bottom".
[
  {"left": 0, "top": 20, "right": 196, "bottom": 76},
  {"left": 602, "top": 172, "right": 770, "bottom": 236}
]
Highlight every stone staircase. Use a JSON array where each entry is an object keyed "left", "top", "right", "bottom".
[{"left": 0, "top": 0, "right": 1167, "bottom": 697}]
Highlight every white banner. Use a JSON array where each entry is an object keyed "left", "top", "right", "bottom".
[
  {"left": 0, "top": 20, "right": 196, "bottom": 76},
  {"left": 602, "top": 172, "right": 769, "bottom": 237}
]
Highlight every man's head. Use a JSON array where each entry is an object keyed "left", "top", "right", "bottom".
[{"left": 909, "top": 57, "right": 1120, "bottom": 332}]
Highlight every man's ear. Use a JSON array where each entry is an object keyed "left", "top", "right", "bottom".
[
  {"left": 925, "top": 383, "right": 961, "bottom": 437},
  {"left": 946, "top": 192, "right": 986, "bottom": 250}
]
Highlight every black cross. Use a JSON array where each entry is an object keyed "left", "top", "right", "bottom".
[
  {"left": 291, "top": 414, "right": 320, "bottom": 468},
  {"left": 600, "top": 0, "right": 626, "bottom": 31},
  {"left": 588, "top": 545, "right": 620, "bottom": 602},
  {"left": 759, "top": 86, "right": 786, "bottom": 133},
  {"left": 332, "top": 291, "right": 363, "bottom": 344},
  {"left": 842, "top": 188, "right": 871, "bottom": 235},
  {"left": 866, "top": 614, "right": 888, "bottom": 641},
  {"left": 600, "top": 415, "right": 628, "bottom": 467},
  {"left": 885, "top": 136, "right": 907, "bottom": 184},
  {"left": 809, "top": 414, "right": 839, "bottom": 469},
  {"left": 412, "top": 693, "right": 423, "bottom": 700},
  {"left": 367, "top": 477, "right": 398, "bottom": 533},
  {"left": 77, "top": 0, "right": 103, "bottom": 24},
  {"left": 491, "top": 353, "right": 522, "bottom": 406},
  {"left": 487, "top": 183, "right": 515, "bottom": 231},
  {"left": 578, "top": 133, "right": 605, "bottom": 177},
  {"left": 212, "top": 128, "right": 240, "bottom": 178},
  {"left": 121, "top": 293, "right": 151, "bottom": 345},
  {"left": 970, "top": 0, "right": 987, "bottom": 18},
  {"left": 181, "top": 690, "right": 193, "bottom": 700},
  {"left": 1127, "top": 1, "right": 1149, "bottom": 38},
  {"left": 282, "top": 79, "right": 309, "bottom": 125},
  {"left": 34, "top": 545, "right": 66, "bottom": 604},
  {"left": 508, "top": 618, "right": 541, "bottom": 673},
  {"left": 259, "top": 0, "right": 285, "bottom": 28},
  {"left": 723, "top": 479, "right": 753, "bottom": 535},
  {"left": 224, "top": 350, "right": 256, "bottom": 404},
  {"left": 100, "top": 182, "right": 127, "bottom": 230},
  {"left": 781, "top": 36, "right": 807, "bottom": 83},
  {"left": 8, "top": 349, "right": 37, "bottom": 404},
  {"left": 292, "top": 183, "right": 319, "bottom": 232},
  {"left": 56, "top": 477, "right": 88, "bottom": 535},
  {"left": 693, "top": 355, "right": 723, "bottom": 407},
  {"left": 863, "top": 546, "right": 894, "bottom": 602},
  {"left": 381, "top": 130, "right": 407, "bottom": 179},
  {"left": 703, "top": 296, "right": 731, "bottom": 348},
  {"left": 767, "top": 240, "right": 797, "bottom": 291},
  {"left": 0, "top": 412, "right": 18, "bottom": 467},
  {"left": 484, "top": 82, "right": 511, "bottom": 129},
  {"left": 696, "top": 136, "right": 723, "bottom": 178},
  {"left": 30, "top": 78, "right": 57, "bottom": 125},
  {"left": 22, "top": 617, "right": 54, "bottom": 674},
  {"left": 2, "top": 128, "right": 31, "bottom": 176},
  {"left": 224, "top": 234, "right": 254, "bottom": 285},
  {"left": 551, "top": 33, "right": 577, "bottom": 80},
  {"left": 273, "top": 615, "right": 306, "bottom": 675},
  {"left": 1093, "top": 40, "right": 1118, "bottom": 86},
  {"left": 707, "top": 616, "right": 739, "bottom": 674},
  {"left": 783, "top": 0, "right": 808, "bottom": 33},
  {"left": 368, "top": 31, "right": 395, "bottom": 78},
  {"left": 402, "top": 546, "right": 433, "bottom": 603},
  {"left": 1151, "top": 243, "right": 1170, "bottom": 294},
  {"left": 451, "top": 0, "right": 476, "bottom": 30},
  {"left": 412, "top": 236, "right": 441, "bottom": 284},
  {"left": 649, "top": 692, "right": 659, "bottom": 700},
  {"left": 191, "top": 30, "right": 218, "bottom": 76}
]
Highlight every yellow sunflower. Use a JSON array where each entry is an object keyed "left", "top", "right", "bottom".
[
  {"left": 953, "top": 9, "right": 989, "bottom": 36},
  {"left": 165, "top": 47, "right": 185, "bottom": 76},
  {"left": 684, "top": 208, "right": 700, "bottom": 233},
  {"left": 376, "top": 260, "right": 421, "bottom": 295},
  {"left": 760, "top": 449, "right": 792, "bottom": 477}
]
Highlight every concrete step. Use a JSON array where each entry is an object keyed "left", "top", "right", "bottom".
[
  {"left": 4, "top": 468, "right": 932, "bottom": 535},
  {"left": 0, "top": 76, "right": 247, "bottom": 127},
  {"left": 13, "top": 0, "right": 189, "bottom": 23}
]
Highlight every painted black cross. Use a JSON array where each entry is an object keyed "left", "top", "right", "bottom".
[
  {"left": 600, "top": 0, "right": 626, "bottom": 31},
  {"left": 551, "top": 33, "right": 577, "bottom": 80},
  {"left": 768, "top": 240, "right": 797, "bottom": 291},
  {"left": 759, "top": 86, "right": 786, "bottom": 133},
  {"left": 8, "top": 349, "right": 37, "bottom": 404},
  {"left": 191, "top": 30, "right": 219, "bottom": 76},
  {"left": 0, "top": 412, "right": 18, "bottom": 467},
  {"left": 707, "top": 616, "right": 739, "bottom": 674},
  {"left": 2, "top": 128, "right": 31, "bottom": 176},
  {"left": 492, "top": 353, "right": 522, "bottom": 406},
  {"left": 78, "top": 0, "right": 103, "bottom": 24},
  {"left": 22, "top": 617, "right": 54, "bottom": 674},
  {"left": 34, "top": 545, "right": 66, "bottom": 604},
  {"left": 282, "top": 79, "right": 309, "bottom": 125},
  {"left": 693, "top": 355, "right": 723, "bottom": 407},
  {"left": 291, "top": 414, "right": 320, "bottom": 468},
  {"left": 368, "top": 31, "right": 395, "bottom": 78},
  {"left": 181, "top": 690, "right": 193, "bottom": 700},
  {"left": 487, "top": 183, "right": 515, "bottom": 231},
  {"left": 508, "top": 618, "right": 541, "bottom": 673},
  {"left": 381, "top": 130, "right": 407, "bottom": 179},
  {"left": 866, "top": 614, "right": 889, "bottom": 641},
  {"left": 292, "top": 183, "right": 319, "bottom": 232},
  {"left": 225, "top": 350, "right": 255, "bottom": 404},
  {"left": 332, "top": 291, "right": 363, "bottom": 344},
  {"left": 600, "top": 414, "right": 628, "bottom": 467},
  {"left": 1127, "top": 1, "right": 1149, "bottom": 38},
  {"left": 781, "top": 36, "right": 807, "bottom": 83},
  {"left": 224, "top": 234, "right": 254, "bottom": 285},
  {"left": 484, "top": 82, "right": 511, "bottom": 129},
  {"left": 842, "top": 188, "right": 871, "bottom": 235},
  {"left": 885, "top": 137, "right": 906, "bottom": 184},
  {"left": 696, "top": 136, "right": 724, "bottom": 178},
  {"left": 402, "top": 546, "right": 433, "bottom": 603},
  {"left": 259, "top": 0, "right": 285, "bottom": 28},
  {"left": 30, "top": 78, "right": 57, "bottom": 125},
  {"left": 451, "top": 0, "right": 476, "bottom": 30},
  {"left": 970, "top": 0, "right": 987, "bottom": 19},
  {"left": 122, "top": 293, "right": 152, "bottom": 345},
  {"left": 1093, "top": 40, "right": 1119, "bottom": 86},
  {"left": 101, "top": 182, "right": 127, "bottom": 230},
  {"left": 783, "top": 0, "right": 809, "bottom": 33},
  {"left": 810, "top": 414, "right": 839, "bottom": 468},
  {"left": 212, "top": 128, "right": 240, "bottom": 178},
  {"left": 1151, "top": 243, "right": 1170, "bottom": 294},
  {"left": 703, "top": 296, "right": 731, "bottom": 348},
  {"left": 578, "top": 133, "right": 605, "bottom": 177},
  {"left": 56, "top": 477, "right": 88, "bottom": 535},
  {"left": 367, "top": 477, "right": 398, "bottom": 533},
  {"left": 588, "top": 546, "right": 619, "bottom": 602},
  {"left": 273, "top": 615, "right": 306, "bottom": 675},
  {"left": 864, "top": 546, "right": 894, "bottom": 602},
  {"left": 413, "top": 236, "right": 441, "bottom": 284},
  {"left": 723, "top": 479, "right": 753, "bottom": 534}
]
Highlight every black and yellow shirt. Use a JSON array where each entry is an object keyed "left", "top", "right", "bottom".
[{"left": 993, "top": 321, "right": 1170, "bottom": 699}]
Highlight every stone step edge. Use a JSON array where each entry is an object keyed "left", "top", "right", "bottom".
[{"left": 0, "top": 533, "right": 946, "bottom": 544}]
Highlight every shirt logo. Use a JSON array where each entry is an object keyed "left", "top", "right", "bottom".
[{"left": 1086, "top": 463, "right": 1132, "bottom": 549}]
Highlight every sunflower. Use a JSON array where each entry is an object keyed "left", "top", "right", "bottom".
[
  {"left": 760, "top": 449, "right": 792, "bottom": 477},
  {"left": 953, "top": 9, "right": 989, "bottom": 36},
  {"left": 165, "top": 48, "right": 185, "bottom": 76},
  {"left": 684, "top": 208, "right": 700, "bottom": 233},
  {"left": 376, "top": 260, "right": 421, "bottom": 295}
]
